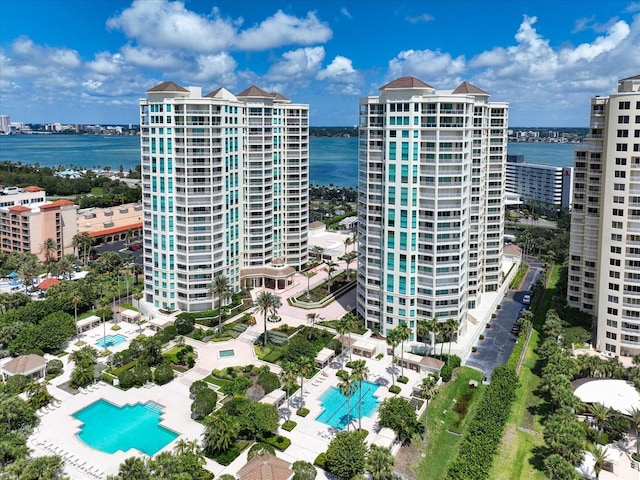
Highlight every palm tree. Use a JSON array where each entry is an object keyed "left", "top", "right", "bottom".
[
  {"left": 40, "top": 237, "right": 58, "bottom": 264},
  {"left": 418, "top": 374, "right": 438, "bottom": 444},
  {"left": 306, "top": 312, "right": 321, "bottom": 330},
  {"left": 303, "top": 270, "right": 316, "bottom": 300},
  {"left": 323, "top": 260, "right": 338, "bottom": 292},
  {"left": 343, "top": 235, "right": 352, "bottom": 254},
  {"left": 295, "top": 356, "right": 314, "bottom": 409},
  {"left": 280, "top": 361, "right": 298, "bottom": 420},
  {"left": 587, "top": 442, "right": 608, "bottom": 480},
  {"left": 202, "top": 413, "right": 240, "bottom": 454},
  {"left": 366, "top": 445, "right": 395, "bottom": 480},
  {"left": 255, "top": 291, "right": 281, "bottom": 348},
  {"left": 417, "top": 319, "right": 430, "bottom": 355},
  {"left": 73, "top": 232, "right": 93, "bottom": 266},
  {"left": 385, "top": 329, "right": 400, "bottom": 387},
  {"left": 426, "top": 317, "right": 440, "bottom": 354},
  {"left": 588, "top": 402, "right": 612, "bottom": 444},
  {"left": 340, "top": 251, "right": 358, "bottom": 281},
  {"left": 72, "top": 294, "right": 82, "bottom": 326},
  {"left": 335, "top": 315, "right": 350, "bottom": 368},
  {"left": 628, "top": 407, "right": 640, "bottom": 456},
  {"left": 350, "top": 359, "right": 369, "bottom": 431},
  {"left": 118, "top": 457, "right": 148, "bottom": 479},
  {"left": 395, "top": 322, "right": 411, "bottom": 379},
  {"left": 339, "top": 373, "right": 357, "bottom": 432},
  {"left": 173, "top": 438, "right": 201, "bottom": 457},
  {"left": 444, "top": 318, "right": 459, "bottom": 361},
  {"left": 209, "top": 275, "right": 231, "bottom": 333},
  {"left": 311, "top": 245, "right": 325, "bottom": 263},
  {"left": 18, "top": 254, "right": 39, "bottom": 290}
]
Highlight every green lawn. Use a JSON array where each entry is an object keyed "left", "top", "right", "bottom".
[
  {"left": 490, "top": 264, "right": 561, "bottom": 480},
  {"left": 415, "top": 367, "right": 485, "bottom": 479},
  {"left": 90, "top": 187, "right": 104, "bottom": 196}
]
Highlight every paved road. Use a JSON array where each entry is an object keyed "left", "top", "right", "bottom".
[
  {"left": 96, "top": 240, "right": 143, "bottom": 263},
  {"left": 466, "top": 260, "right": 542, "bottom": 380}
]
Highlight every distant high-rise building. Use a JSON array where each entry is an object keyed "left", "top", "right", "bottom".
[
  {"left": 567, "top": 74, "right": 640, "bottom": 357},
  {"left": 506, "top": 154, "right": 573, "bottom": 214},
  {"left": 356, "top": 77, "right": 508, "bottom": 340},
  {"left": 140, "top": 82, "right": 309, "bottom": 312},
  {"left": 0, "top": 115, "right": 10, "bottom": 135}
]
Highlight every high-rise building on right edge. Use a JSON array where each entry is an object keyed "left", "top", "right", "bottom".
[
  {"left": 567, "top": 75, "right": 640, "bottom": 357},
  {"left": 357, "top": 77, "right": 508, "bottom": 341}
]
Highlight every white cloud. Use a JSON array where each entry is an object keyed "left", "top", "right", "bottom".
[
  {"left": 87, "top": 52, "right": 123, "bottom": 75},
  {"left": 387, "top": 49, "right": 465, "bottom": 79},
  {"left": 120, "top": 44, "right": 182, "bottom": 69},
  {"left": 626, "top": 2, "right": 640, "bottom": 13},
  {"left": 341, "top": 7, "right": 352, "bottom": 19},
  {"left": 265, "top": 47, "right": 325, "bottom": 82},
  {"left": 235, "top": 10, "right": 332, "bottom": 50},
  {"left": 107, "top": 0, "right": 237, "bottom": 52},
  {"left": 561, "top": 20, "right": 630, "bottom": 63},
  {"left": 193, "top": 52, "right": 238, "bottom": 84},
  {"left": 317, "top": 56, "right": 357, "bottom": 82},
  {"left": 406, "top": 13, "right": 434, "bottom": 24}
]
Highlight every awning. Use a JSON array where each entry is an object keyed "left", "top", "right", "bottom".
[
  {"left": 76, "top": 315, "right": 101, "bottom": 329},
  {"left": 372, "top": 427, "right": 396, "bottom": 449},
  {"left": 260, "top": 389, "right": 286, "bottom": 406},
  {"left": 315, "top": 347, "right": 335, "bottom": 366}
]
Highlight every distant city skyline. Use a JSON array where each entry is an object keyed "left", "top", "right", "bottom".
[{"left": 1, "top": 0, "right": 639, "bottom": 126}]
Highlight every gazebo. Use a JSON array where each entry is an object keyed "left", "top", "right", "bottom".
[
  {"left": 76, "top": 315, "right": 101, "bottom": 335},
  {"left": 315, "top": 347, "right": 335, "bottom": 368},
  {"left": 37, "top": 278, "right": 60, "bottom": 291},
  {"left": 237, "top": 453, "right": 293, "bottom": 480},
  {"left": 260, "top": 389, "right": 287, "bottom": 408},
  {"left": 120, "top": 309, "right": 141, "bottom": 324},
  {"left": 1, "top": 354, "right": 47, "bottom": 382}
]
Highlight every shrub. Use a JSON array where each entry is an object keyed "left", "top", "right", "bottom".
[
  {"left": 325, "top": 431, "right": 367, "bottom": 479},
  {"left": 190, "top": 380, "right": 210, "bottom": 399},
  {"left": 153, "top": 362, "right": 174, "bottom": 385},
  {"left": 292, "top": 460, "right": 317, "bottom": 480},
  {"left": 210, "top": 440, "right": 250, "bottom": 466},
  {"left": 296, "top": 407, "right": 310, "bottom": 417},
  {"left": 46, "top": 359, "right": 64, "bottom": 376},
  {"left": 191, "top": 389, "right": 218, "bottom": 420},
  {"left": 174, "top": 315, "right": 196, "bottom": 335},
  {"left": 314, "top": 452, "right": 327, "bottom": 469},
  {"left": 336, "top": 370, "right": 349, "bottom": 380},
  {"left": 246, "top": 384, "right": 266, "bottom": 402},
  {"left": 257, "top": 371, "right": 280, "bottom": 394},
  {"left": 118, "top": 369, "right": 135, "bottom": 389},
  {"left": 111, "top": 325, "right": 121, "bottom": 331},
  {"left": 282, "top": 420, "right": 297, "bottom": 431},
  {"left": 397, "top": 376, "right": 408, "bottom": 384},
  {"left": 247, "top": 442, "right": 275, "bottom": 460},
  {"left": 219, "top": 475, "right": 236, "bottom": 480},
  {"left": 479, "top": 334, "right": 485, "bottom": 340},
  {"left": 262, "top": 434, "right": 291, "bottom": 451},
  {"left": 375, "top": 353, "right": 384, "bottom": 360},
  {"left": 472, "top": 346, "right": 478, "bottom": 353},
  {"left": 389, "top": 385, "right": 401, "bottom": 394}
]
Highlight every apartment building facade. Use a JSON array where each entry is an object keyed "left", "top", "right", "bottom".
[
  {"left": 506, "top": 154, "right": 573, "bottom": 214},
  {"left": 140, "top": 82, "right": 309, "bottom": 312},
  {"left": 356, "top": 77, "right": 508, "bottom": 340},
  {"left": 567, "top": 74, "right": 640, "bottom": 357}
]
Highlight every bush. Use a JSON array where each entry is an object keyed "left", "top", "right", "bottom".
[
  {"left": 397, "top": 376, "right": 408, "bottom": 384},
  {"left": 297, "top": 407, "right": 310, "bottom": 417},
  {"left": 246, "top": 385, "right": 266, "bottom": 402},
  {"left": 472, "top": 346, "right": 478, "bottom": 353},
  {"left": 175, "top": 315, "right": 196, "bottom": 335},
  {"left": 210, "top": 440, "right": 250, "bottom": 466},
  {"left": 219, "top": 475, "right": 236, "bottom": 480},
  {"left": 257, "top": 371, "right": 280, "bottom": 394},
  {"left": 46, "top": 359, "right": 64, "bottom": 376},
  {"left": 153, "top": 362, "right": 174, "bottom": 385},
  {"left": 314, "top": 452, "right": 327, "bottom": 469},
  {"left": 479, "top": 334, "right": 485, "bottom": 340},
  {"left": 282, "top": 420, "right": 297, "bottom": 431},
  {"left": 247, "top": 442, "right": 275, "bottom": 460},
  {"left": 191, "top": 389, "right": 218, "bottom": 420},
  {"left": 375, "top": 353, "right": 384, "bottom": 360},
  {"left": 132, "top": 364, "right": 152, "bottom": 386},
  {"left": 336, "top": 370, "right": 349, "bottom": 380},
  {"left": 389, "top": 385, "right": 401, "bottom": 394},
  {"left": 118, "top": 369, "right": 135, "bottom": 389},
  {"left": 292, "top": 460, "right": 317, "bottom": 480},
  {"left": 262, "top": 434, "right": 291, "bottom": 451},
  {"left": 190, "top": 380, "right": 210, "bottom": 399}
]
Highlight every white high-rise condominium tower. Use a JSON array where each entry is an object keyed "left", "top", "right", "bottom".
[
  {"left": 357, "top": 77, "right": 508, "bottom": 340},
  {"left": 140, "top": 82, "right": 309, "bottom": 312},
  {"left": 567, "top": 74, "right": 640, "bottom": 357}
]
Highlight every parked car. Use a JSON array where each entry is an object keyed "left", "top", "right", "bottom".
[
  {"left": 129, "top": 243, "right": 142, "bottom": 251},
  {"left": 522, "top": 294, "right": 531, "bottom": 305}
]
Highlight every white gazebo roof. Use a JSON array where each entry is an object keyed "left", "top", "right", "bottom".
[
  {"left": 353, "top": 339, "right": 377, "bottom": 353},
  {"left": 121, "top": 309, "right": 140, "bottom": 320},
  {"left": 76, "top": 315, "right": 101, "bottom": 329},
  {"left": 315, "top": 347, "right": 335, "bottom": 364},
  {"left": 574, "top": 379, "right": 640, "bottom": 414},
  {"left": 261, "top": 388, "right": 286, "bottom": 406},
  {"left": 372, "top": 427, "right": 396, "bottom": 449}
]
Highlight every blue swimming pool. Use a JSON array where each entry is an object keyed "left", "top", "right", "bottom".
[
  {"left": 95, "top": 334, "right": 126, "bottom": 348},
  {"left": 316, "top": 380, "right": 381, "bottom": 430},
  {"left": 74, "top": 399, "right": 179, "bottom": 455}
]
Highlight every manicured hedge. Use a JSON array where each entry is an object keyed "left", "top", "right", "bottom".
[
  {"left": 262, "top": 434, "right": 291, "bottom": 451},
  {"left": 389, "top": 385, "right": 401, "bottom": 394},
  {"left": 444, "top": 365, "right": 519, "bottom": 479},
  {"left": 296, "top": 407, "right": 310, "bottom": 417},
  {"left": 282, "top": 420, "right": 297, "bottom": 431}
]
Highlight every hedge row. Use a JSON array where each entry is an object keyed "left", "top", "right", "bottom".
[{"left": 444, "top": 365, "right": 519, "bottom": 479}]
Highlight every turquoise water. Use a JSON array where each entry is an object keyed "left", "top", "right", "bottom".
[
  {"left": 218, "top": 349, "right": 235, "bottom": 358},
  {"left": 95, "top": 334, "right": 126, "bottom": 348},
  {"left": 316, "top": 380, "right": 380, "bottom": 430},
  {"left": 73, "top": 399, "right": 179, "bottom": 455},
  {"left": 0, "top": 134, "right": 575, "bottom": 188}
]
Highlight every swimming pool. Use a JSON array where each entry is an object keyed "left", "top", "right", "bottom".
[
  {"left": 218, "top": 349, "right": 235, "bottom": 359},
  {"left": 73, "top": 399, "right": 179, "bottom": 456},
  {"left": 95, "top": 334, "right": 127, "bottom": 348},
  {"left": 316, "top": 380, "right": 381, "bottom": 430}
]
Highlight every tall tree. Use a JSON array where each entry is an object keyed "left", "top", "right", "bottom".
[
  {"left": 202, "top": 413, "right": 240, "bottom": 454},
  {"left": 444, "top": 317, "right": 459, "bottom": 361},
  {"left": 366, "top": 445, "right": 395, "bottom": 480},
  {"left": 587, "top": 443, "right": 608, "bottom": 480},
  {"left": 628, "top": 407, "right": 640, "bottom": 456},
  {"left": 295, "top": 355, "right": 314, "bottom": 409},
  {"left": 340, "top": 251, "right": 358, "bottom": 281},
  {"left": 385, "top": 329, "right": 400, "bottom": 387},
  {"left": 351, "top": 359, "right": 369, "bottom": 431},
  {"left": 395, "top": 322, "right": 411, "bottom": 379},
  {"left": 279, "top": 360, "right": 298, "bottom": 420},
  {"left": 18, "top": 254, "right": 39, "bottom": 290},
  {"left": 209, "top": 275, "right": 231, "bottom": 333},
  {"left": 255, "top": 291, "right": 281, "bottom": 348},
  {"left": 306, "top": 312, "right": 321, "bottom": 330},
  {"left": 303, "top": 270, "right": 316, "bottom": 300},
  {"left": 39, "top": 237, "right": 58, "bottom": 265},
  {"left": 588, "top": 402, "right": 612, "bottom": 444},
  {"left": 339, "top": 373, "right": 357, "bottom": 432},
  {"left": 417, "top": 374, "right": 438, "bottom": 444},
  {"left": 323, "top": 260, "right": 338, "bottom": 291}
]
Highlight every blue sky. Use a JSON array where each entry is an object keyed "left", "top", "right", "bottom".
[{"left": 1, "top": 0, "right": 639, "bottom": 126}]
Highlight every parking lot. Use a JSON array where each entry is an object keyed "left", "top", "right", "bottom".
[{"left": 466, "top": 261, "right": 542, "bottom": 380}]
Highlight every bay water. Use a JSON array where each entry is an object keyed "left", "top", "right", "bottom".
[{"left": 0, "top": 134, "right": 575, "bottom": 188}]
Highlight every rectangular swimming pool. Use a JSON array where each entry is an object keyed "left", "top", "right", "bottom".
[
  {"left": 316, "top": 380, "right": 380, "bottom": 430},
  {"left": 218, "top": 349, "right": 235, "bottom": 358}
]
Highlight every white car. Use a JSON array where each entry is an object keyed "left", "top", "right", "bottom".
[{"left": 522, "top": 294, "right": 531, "bottom": 305}]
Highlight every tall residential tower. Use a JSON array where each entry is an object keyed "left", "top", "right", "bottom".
[
  {"left": 140, "top": 82, "right": 309, "bottom": 312},
  {"left": 357, "top": 77, "right": 508, "bottom": 340},
  {"left": 567, "top": 74, "right": 640, "bottom": 357}
]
